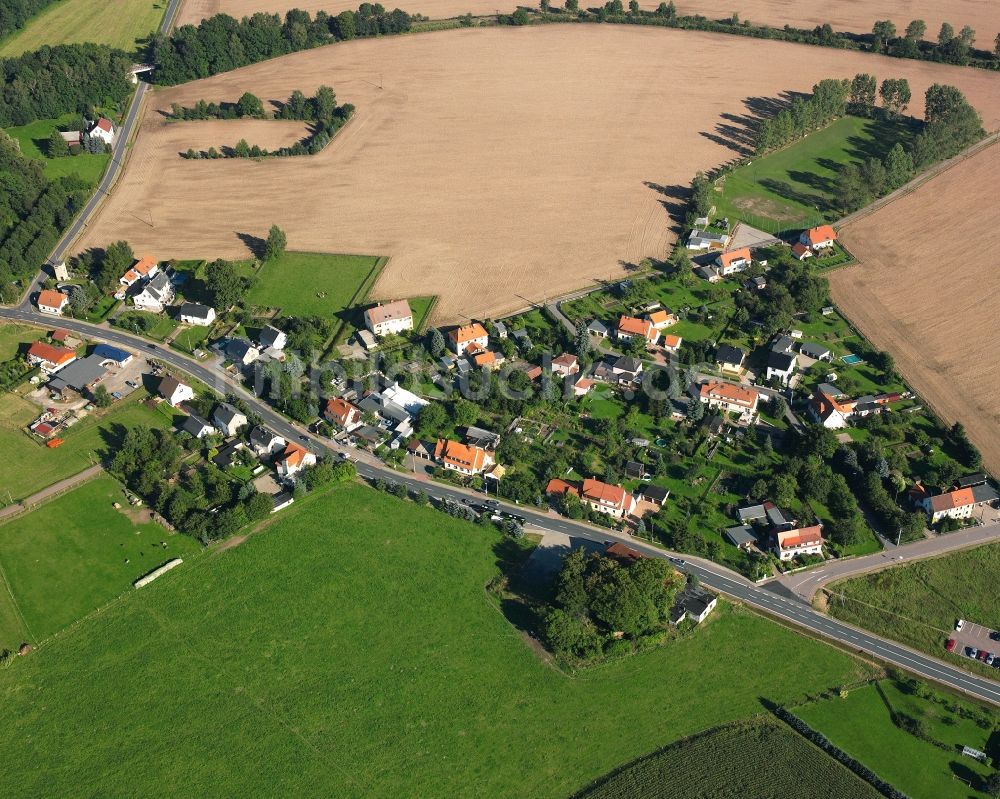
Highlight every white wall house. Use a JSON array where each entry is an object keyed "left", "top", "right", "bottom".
[{"left": 365, "top": 300, "right": 414, "bottom": 337}]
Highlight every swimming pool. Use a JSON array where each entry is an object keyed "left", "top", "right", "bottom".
[{"left": 841, "top": 354, "right": 863, "bottom": 365}]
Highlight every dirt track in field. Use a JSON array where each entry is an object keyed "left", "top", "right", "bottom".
[
  {"left": 831, "top": 139, "right": 1000, "bottom": 475},
  {"left": 176, "top": 0, "right": 1000, "bottom": 41},
  {"left": 79, "top": 26, "right": 1000, "bottom": 322}
]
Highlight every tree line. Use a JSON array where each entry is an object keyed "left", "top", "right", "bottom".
[
  {"left": 0, "top": 132, "right": 90, "bottom": 303},
  {"left": 871, "top": 18, "right": 1000, "bottom": 67},
  {"left": 0, "top": 0, "right": 59, "bottom": 39},
  {"left": 0, "top": 43, "right": 133, "bottom": 127},
  {"left": 753, "top": 78, "right": 852, "bottom": 155},
  {"left": 150, "top": 4, "right": 413, "bottom": 86}
]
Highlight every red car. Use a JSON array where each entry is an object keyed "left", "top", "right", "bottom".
[
  {"left": 977, "top": 650, "right": 991, "bottom": 662},
  {"left": 945, "top": 638, "right": 957, "bottom": 652}
]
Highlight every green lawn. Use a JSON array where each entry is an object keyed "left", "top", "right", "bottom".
[
  {"left": 575, "top": 716, "right": 882, "bottom": 799},
  {"left": 0, "top": 484, "right": 872, "bottom": 796},
  {"left": 3, "top": 115, "right": 110, "bottom": 184},
  {"left": 797, "top": 680, "right": 995, "bottom": 799},
  {"left": 170, "top": 324, "right": 211, "bottom": 354},
  {"left": 0, "top": 0, "right": 165, "bottom": 56},
  {"left": 0, "top": 392, "right": 171, "bottom": 504},
  {"left": 714, "top": 115, "right": 916, "bottom": 233},
  {"left": 825, "top": 543, "right": 1000, "bottom": 677},
  {"left": 247, "top": 251, "right": 383, "bottom": 318},
  {"left": 0, "top": 475, "right": 199, "bottom": 648},
  {"left": 0, "top": 324, "right": 46, "bottom": 361}
]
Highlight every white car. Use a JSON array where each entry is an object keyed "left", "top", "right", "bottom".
[{"left": 956, "top": 619, "right": 966, "bottom": 632}]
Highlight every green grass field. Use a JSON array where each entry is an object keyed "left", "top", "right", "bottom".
[
  {"left": 0, "top": 484, "right": 872, "bottom": 796},
  {"left": 247, "top": 251, "right": 383, "bottom": 318},
  {"left": 0, "top": 475, "right": 199, "bottom": 648},
  {"left": 0, "top": 0, "right": 165, "bottom": 56},
  {"left": 4, "top": 115, "right": 110, "bottom": 185},
  {"left": 170, "top": 324, "right": 211, "bottom": 354},
  {"left": 0, "top": 324, "right": 46, "bottom": 361},
  {"left": 0, "top": 392, "right": 171, "bottom": 504},
  {"left": 825, "top": 543, "right": 1000, "bottom": 675},
  {"left": 574, "top": 717, "right": 882, "bottom": 799},
  {"left": 714, "top": 115, "right": 916, "bottom": 233},
  {"left": 797, "top": 680, "right": 995, "bottom": 799}
]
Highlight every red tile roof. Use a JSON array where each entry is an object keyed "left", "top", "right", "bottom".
[
  {"left": 775, "top": 525, "right": 823, "bottom": 550},
  {"left": 791, "top": 242, "right": 813, "bottom": 259},
  {"left": 134, "top": 255, "right": 156, "bottom": 276},
  {"left": 27, "top": 341, "right": 75, "bottom": 366},
  {"left": 282, "top": 442, "right": 311, "bottom": 468},
  {"left": 582, "top": 478, "right": 631, "bottom": 510},
  {"left": 37, "top": 289, "right": 67, "bottom": 310},
  {"left": 365, "top": 299, "right": 412, "bottom": 327},
  {"left": 324, "top": 397, "right": 359, "bottom": 426},
  {"left": 700, "top": 380, "right": 758, "bottom": 408},
  {"left": 617, "top": 315, "right": 656, "bottom": 340},
  {"left": 435, "top": 438, "right": 488, "bottom": 471},
  {"left": 928, "top": 488, "right": 976, "bottom": 512},
  {"left": 718, "top": 248, "right": 751, "bottom": 268},
  {"left": 51, "top": 328, "right": 69, "bottom": 341},
  {"left": 449, "top": 323, "right": 488, "bottom": 344},
  {"left": 804, "top": 225, "right": 836, "bottom": 246},
  {"left": 546, "top": 478, "right": 580, "bottom": 497},
  {"left": 96, "top": 117, "right": 114, "bottom": 132},
  {"left": 605, "top": 542, "right": 646, "bottom": 561}
]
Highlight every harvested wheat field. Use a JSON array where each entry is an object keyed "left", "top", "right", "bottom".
[
  {"left": 177, "top": 0, "right": 1000, "bottom": 41},
  {"left": 831, "top": 140, "right": 1000, "bottom": 474},
  {"left": 78, "top": 26, "right": 1000, "bottom": 321}
]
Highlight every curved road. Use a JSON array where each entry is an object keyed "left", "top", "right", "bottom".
[{"left": 1, "top": 307, "right": 999, "bottom": 707}]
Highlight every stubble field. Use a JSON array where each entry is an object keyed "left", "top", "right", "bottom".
[
  {"left": 830, "top": 139, "right": 1000, "bottom": 475},
  {"left": 77, "top": 26, "right": 1000, "bottom": 322},
  {"left": 176, "top": 0, "right": 1000, "bottom": 42}
]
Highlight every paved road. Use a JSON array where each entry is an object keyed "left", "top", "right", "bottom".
[
  {"left": 774, "top": 520, "right": 1000, "bottom": 603},
  {"left": 2, "top": 307, "right": 1000, "bottom": 706},
  {"left": 19, "top": 0, "right": 184, "bottom": 309}
]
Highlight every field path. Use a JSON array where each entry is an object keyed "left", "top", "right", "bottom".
[{"left": 0, "top": 464, "right": 104, "bottom": 522}]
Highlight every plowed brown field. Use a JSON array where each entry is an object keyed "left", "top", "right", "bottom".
[
  {"left": 831, "top": 139, "right": 1000, "bottom": 475},
  {"left": 177, "top": 0, "right": 1000, "bottom": 42},
  {"left": 79, "top": 26, "right": 1000, "bottom": 321}
]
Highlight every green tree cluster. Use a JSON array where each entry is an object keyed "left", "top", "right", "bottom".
[{"left": 754, "top": 78, "right": 850, "bottom": 154}]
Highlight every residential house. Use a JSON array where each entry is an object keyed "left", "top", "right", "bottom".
[
  {"left": 646, "top": 308, "right": 677, "bottom": 330},
  {"left": 89, "top": 117, "right": 115, "bottom": 145},
  {"left": 670, "top": 587, "right": 718, "bottom": 625},
  {"left": 225, "top": 339, "right": 259, "bottom": 367},
  {"left": 581, "top": 478, "right": 636, "bottom": 519},
  {"left": 351, "top": 424, "right": 387, "bottom": 449},
  {"left": 699, "top": 380, "right": 759, "bottom": 415},
  {"left": 364, "top": 300, "right": 413, "bottom": 337},
  {"left": 695, "top": 265, "right": 722, "bottom": 283},
  {"left": 625, "top": 460, "right": 645, "bottom": 479},
  {"left": 472, "top": 350, "right": 498, "bottom": 369},
  {"left": 119, "top": 255, "right": 158, "bottom": 288},
  {"left": 772, "top": 525, "right": 824, "bottom": 561},
  {"left": 257, "top": 325, "right": 287, "bottom": 353},
  {"left": 771, "top": 335, "right": 794, "bottom": 354},
  {"left": 715, "top": 344, "right": 745, "bottom": 373},
  {"left": 661, "top": 334, "right": 682, "bottom": 355},
  {"left": 765, "top": 351, "right": 797, "bottom": 385},
  {"left": 605, "top": 542, "right": 646, "bottom": 563},
  {"left": 158, "top": 375, "right": 194, "bottom": 407},
  {"left": 59, "top": 130, "right": 82, "bottom": 147},
  {"left": 790, "top": 242, "right": 814, "bottom": 261},
  {"left": 687, "top": 229, "right": 729, "bottom": 251},
  {"left": 493, "top": 321, "right": 508, "bottom": 339},
  {"left": 617, "top": 315, "right": 659, "bottom": 346},
  {"left": 800, "top": 224, "right": 837, "bottom": 251},
  {"left": 357, "top": 391, "right": 412, "bottom": 435},
  {"left": 586, "top": 319, "right": 609, "bottom": 339},
  {"left": 570, "top": 374, "right": 595, "bottom": 397},
  {"left": 26, "top": 342, "right": 76, "bottom": 374},
  {"left": 737, "top": 504, "right": 767, "bottom": 524},
  {"left": 715, "top": 247, "right": 752, "bottom": 276},
  {"left": 640, "top": 484, "right": 669, "bottom": 507},
  {"left": 213, "top": 403, "right": 248, "bottom": 437},
  {"left": 277, "top": 442, "right": 316, "bottom": 478},
  {"left": 724, "top": 524, "right": 757, "bottom": 550},
  {"left": 47, "top": 354, "right": 107, "bottom": 395},
  {"left": 799, "top": 342, "right": 832, "bottom": 361},
  {"left": 808, "top": 384, "right": 900, "bottom": 429},
  {"left": 179, "top": 302, "right": 216, "bottom": 326},
  {"left": 93, "top": 343, "right": 132, "bottom": 366},
  {"left": 249, "top": 426, "right": 286, "bottom": 457},
  {"left": 464, "top": 425, "right": 501, "bottom": 451},
  {"left": 611, "top": 355, "right": 644, "bottom": 387},
  {"left": 744, "top": 275, "right": 766, "bottom": 291},
  {"left": 37, "top": 289, "right": 68, "bottom": 316},
  {"left": 551, "top": 353, "right": 579, "bottom": 378},
  {"left": 382, "top": 382, "right": 429, "bottom": 415},
  {"left": 180, "top": 414, "right": 214, "bottom": 439},
  {"left": 448, "top": 323, "right": 489, "bottom": 355},
  {"left": 922, "top": 485, "right": 999, "bottom": 524},
  {"left": 434, "top": 438, "right": 493, "bottom": 475},
  {"left": 324, "top": 397, "right": 362, "bottom": 430},
  {"left": 132, "top": 271, "right": 174, "bottom": 312},
  {"left": 212, "top": 440, "right": 246, "bottom": 469}
]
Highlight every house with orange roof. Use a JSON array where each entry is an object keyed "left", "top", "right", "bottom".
[
  {"left": 448, "top": 323, "right": 489, "bottom": 355},
  {"left": 119, "top": 255, "right": 158, "bottom": 288},
  {"left": 37, "top": 289, "right": 68, "bottom": 316},
  {"left": 661, "top": 334, "right": 682, "bottom": 355},
  {"left": 616, "top": 315, "right": 659, "bottom": 346},
  {"left": 808, "top": 384, "right": 900, "bottom": 429},
  {"left": 646, "top": 308, "right": 677, "bottom": 330},
  {"left": 799, "top": 225, "right": 837, "bottom": 251},
  {"left": 772, "top": 525, "right": 824, "bottom": 561},
  {"left": 472, "top": 350, "right": 498, "bottom": 369},
  {"left": 90, "top": 117, "right": 115, "bottom": 145},
  {"left": 714, "top": 247, "right": 752, "bottom": 276},
  {"left": 922, "top": 484, "right": 999, "bottom": 524},
  {"left": 698, "top": 380, "right": 759, "bottom": 415},
  {"left": 581, "top": 478, "right": 636, "bottom": 519},
  {"left": 435, "top": 438, "right": 493, "bottom": 475},
  {"left": 26, "top": 341, "right": 77, "bottom": 374},
  {"left": 570, "top": 374, "right": 594, "bottom": 397},
  {"left": 324, "top": 397, "right": 362, "bottom": 430},
  {"left": 277, "top": 442, "right": 317, "bottom": 478},
  {"left": 790, "top": 242, "right": 814, "bottom": 261}
]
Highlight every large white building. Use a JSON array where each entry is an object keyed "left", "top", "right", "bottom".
[
  {"left": 772, "top": 525, "right": 824, "bottom": 561},
  {"left": 365, "top": 300, "right": 414, "bottom": 337}
]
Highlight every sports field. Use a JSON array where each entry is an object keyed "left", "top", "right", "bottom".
[
  {"left": 0, "top": 484, "right": 871, "bottom": 796},
  {"left": 574, "top": 717, "right": 882, "bottom": 799},
  {"left": 0, "top": 0, "right": 165, "bottom": 56},
  {"left": 0, "top": 475, "right": 200, "bottom": 649},
  {"left": 0, "top": 392, "right": 172, "bottom": 504},
  {"left": 4, "top": 116, "right": 110, "bottom": 185},
  {"left": 175, "top": 0, "right": 1000, "bottom": 42},
  {"left": 75, "top": 26, "right": 1000, "bottom": 323},
  {"left": 831, "top": 139, "right": 1000, "bottom": 475},
  {"left": 797, "top": 679, "right": 996, "bottom": 799}
]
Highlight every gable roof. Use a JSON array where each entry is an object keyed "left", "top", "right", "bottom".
[
  {"left": 133, "top": 255, "right": 156, "bottom": 275},
  {"left": 586, "top": 319, "right": 608, "bottom": 334},
  {"left": 799, "top": 342, "right": 831, "bottom": 359},
  {"left": 47, "top": 354, "right": 106, "bottom": 391},
  {"left": 775, "top": 525, "right": 823, "bottom": 550},
  {"left": 449, "top": 323, "right": 488, "bottom": 344},
  {"left": 37, "top": 289, "right": 67, "bottom": 309},
  {"left": 249, "top": 425, "right": 283, "bottom": 449},
  {"left": 767, "top": 351, "right": 797, "bottom": 371},
  {"left": 545, "top": 478, "right": 579, "bottom": 497},
  {"left": 324, "top": 397, "right": 359, "bottom": 424},
  {"left": 552, "top": 353, "right": 578, "bottom": 368},
  {"left": 365, "top": 300, "right": 412, "bottom": 327},
  {"left": 617, "top": 315, "right": 654, "bottom": 338},
  {"left": 716, "top": 344, "right": 745, "bottom": 365},
  {"left": 647, "top": 309, "right": 674, "bottom": 326},
  {"left": 581, "top": 478, "right": 630, "bottom": 509},
  {"left": 180, "top": 413, "right": 213, "bottom": 436},
  {"left": 27, "top": 341, "right": 75, "bottom": 366},
  {"left": 158, "top": 375, "right": 188, "bottom": 400},
  {"left": 258, "top": 325, "right": 285, "bottom": 348},
  {"left": 791, "top": 242, "right": 813, "bottom": 258},
  {"left": 700, "top": 380, "right": 758, "bottom": 408},
  {"left": 662, "top": 334, "right": 682, "bottom": 348},
  {"left": 434, "top": 438, "right": 488, "bottom": 471},
  {"left": 718, "top": 247, "right": 751, "bottom": 268},
  {"left": 804, "top": 224, "right": 836, "bottom": 245},
  {"left": 281, "top": 442, "right": 312, "bottom": 468},
  {"left": 95, "top": 117, "right": 114, "bottom": 132},
  {"left": 179, "top": 302, "right": 213, "bottom": 321},
  {"left": 93, "top": 343, "right": 131, "bottom": 363},
  {"left": 214, "top": 402, "right": 245, "bottom": 427},
  {"left": 605, "top": 542, "right": 646, "bottom": 562}
]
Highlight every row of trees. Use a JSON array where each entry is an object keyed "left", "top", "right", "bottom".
[
  {"left": 0, "top": 0, "right": 58, "bottom": 38},
  {"left": 150, "top": 5, "right": 413, "bottom": 86},
  {"left": 753, "top": 78, "right": 851, "bottom": 154},
  {"left": 0, "top": 132, "right": 90, "bottom": 303},
  {"left": 872, "top": 18, "right": 1000, "bottom": 66},
  {"left": 0, "top": 43, "right": 132, "bottom": 127}
]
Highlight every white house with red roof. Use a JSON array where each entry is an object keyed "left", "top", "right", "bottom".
[
  {"left": 661, "top": 333, "right": 683, "bottom": 355},
  {"left": 365, "top": 300, "right": 413, "bottom": 337},
  {"left": 324, "top": 397, "right": 362, "bottom": 430},
  {"left": 799, "top": 225, "right": 837, "bottom": 251},
  {"left": 772, "top": 525, "right": 824, "bottom": 561},
  {"left": 277, "top": 442, "right": 317, "bottom": 477},
  {"left": 616, "top": 315, "right": 659, "bottom": 346},
  {"left": 119, "top": 255, "right": 158, "bottom": 287},
  {"left": 448, "top": 323, "right": 489, "bottom": 356},
  {"left": 714, "top": 247, "right": 752, "bottom": 276},
  {"left": 90, "top": 117, "right": 116, "bottom": 145},
  {"left": 434, "top": 438, "right": 493, "bottom": 475},
  {"left": 581, "top": 478, "right": 635, "bottom": 519},
  {"left": 698, "top": 380, "right": 759, "bottom": 415},
  {"left": 551, "top": 353, "right": 579, "bottom": 378},
  {"left": 922, "top": 485, "right": 999, "bottom": 524},
  {"left": 37, "top": 289, "right": 68, "bottom": 316},
  {"left": 26, "top": 342, "right": 77, "bottom": 374}
]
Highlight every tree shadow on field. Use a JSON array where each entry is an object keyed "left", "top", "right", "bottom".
[
  {"left": 701, "top": 91, "right": 810, "bottom": 156},
  {"left": 644, "top": 181, "right": 689, "bottom": 228},
  {"left": 236, "top": 232, "right": 266, "bottom": 259}
]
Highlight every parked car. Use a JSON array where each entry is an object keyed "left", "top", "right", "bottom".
[
  {"left": 955, "top": 619, "right": 966, "bottom": 632},
  {"left": 990, "top": 631, "right": 1000, "bottom": 641},
  {"left": 125, "top": 380, "right": 138, "bottom": 389},
  {"left": 945, "top": 639, "right": 957, "bottom": 652},
  {"left": 977, "top": 650, "right": 990, "bottom": 662},
  {"left": 965, "top": 647, "right": 979, "bottom": 658},
  {"left": 987, "top": 653, "right": 995, "bottom": 665}
]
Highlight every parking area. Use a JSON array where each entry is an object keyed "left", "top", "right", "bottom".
[{"left": 951, "top": 619, "right": 1000, "bottom": 666}]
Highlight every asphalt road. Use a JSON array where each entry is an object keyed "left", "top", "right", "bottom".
[
  {"left": 20, "top": 0, "right": 184, "bottom": 308},
  {"left": 2, "top": 307, "right": 999, "bottom": 706}
]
